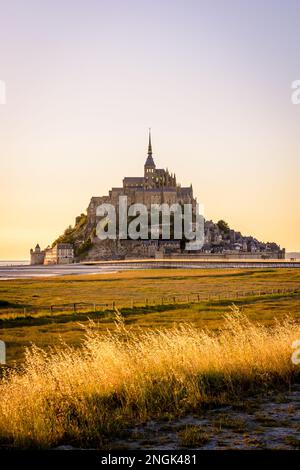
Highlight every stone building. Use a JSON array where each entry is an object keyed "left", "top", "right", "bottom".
[
  {"left": 30, "top": 244, "right": 45, "bottom": 265},
  {"left": 87, "top": 130, "right": 196, "bottom": 227},
  {"left": 30, "top": 243, "right": 74, "bottom": 265},
  {"left": 44, "top": 243, "right": 74, "bottom": 265}
]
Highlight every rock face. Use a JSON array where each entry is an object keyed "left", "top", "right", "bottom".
[
  {"left": 56, "top": 216, "right": 284, "bottom": 261},
  {"left": 48, "top": 134, "right": 285, "bottom": 261}
]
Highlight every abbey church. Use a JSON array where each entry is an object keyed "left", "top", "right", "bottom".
[{"left": 87, "top": 130, "right": 196, "bottom": 227}]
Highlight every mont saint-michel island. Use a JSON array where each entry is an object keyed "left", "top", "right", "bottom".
[
  {"left": 30, "top": 132, "right": 285, "bottom": 265},
  {"left": 2, "top": 1, "right": 300, "bottom": 456}
]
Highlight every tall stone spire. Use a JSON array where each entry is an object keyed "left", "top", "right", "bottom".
[
  {"left": 145, "top": 128, "right": 155, "bottom": 167},
  {"left": 148, "top": 128, "right": 152, "bottom": 157}
]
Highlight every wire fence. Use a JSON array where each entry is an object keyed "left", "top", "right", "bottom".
[{"left": 1, "top": 286, "right": 299, "bottom": 319}]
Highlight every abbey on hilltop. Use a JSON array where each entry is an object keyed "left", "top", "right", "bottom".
[
  {"left": 30, "top": 132, "right": 285, "bottom": 264},
  {"left": 87, "top": 129, "right": 196, "bottom": 228}
]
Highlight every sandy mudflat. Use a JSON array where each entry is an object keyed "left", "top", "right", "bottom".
[
  {"left": 0, "top": 263, "right": 122, "bottom": 279},
  {"left": 1, "top": 259, "right": 300, "bottom": 280}
]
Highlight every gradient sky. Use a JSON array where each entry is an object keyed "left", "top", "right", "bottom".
[{"left": 0, "top": 0, "right": 300, "bottom": 259}]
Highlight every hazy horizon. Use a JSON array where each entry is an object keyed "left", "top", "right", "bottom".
[{"left": 1, "top": 0, "right": 300, "bottom": 258}]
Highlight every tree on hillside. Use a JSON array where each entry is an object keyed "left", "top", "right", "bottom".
[{"left": 217, "top": 220, "right": 230, "bottom": 234}]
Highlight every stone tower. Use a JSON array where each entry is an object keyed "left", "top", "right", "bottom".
[
  {"left": 30, "top": 243, "right": 45, "bottom": 265},
  {"left": 144, "top": 129, "right": 156, "bottom": 189}
]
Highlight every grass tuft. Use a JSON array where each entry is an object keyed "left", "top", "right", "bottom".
[{"left": 178, "top": 425, "right": 211, "bottom": 447}]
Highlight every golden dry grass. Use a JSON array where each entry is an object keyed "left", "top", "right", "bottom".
[
  {"left": 0, "top": 308, "right": 299, "bottom": 449},
  {"left": 2, "top": 267, "right": 300, "bottom": 365},
  {"left": 2, "top": 291, "right": 300, "bottom": 365}
]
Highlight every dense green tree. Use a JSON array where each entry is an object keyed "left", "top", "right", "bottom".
[{"left": 217, "top": 220, "right": 230, "bottom": 234}]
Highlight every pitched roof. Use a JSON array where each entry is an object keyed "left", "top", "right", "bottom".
[
  {"left": 123, "top": 177, "right": 144, "bottom": 183},
  {"left": 145, "top": 154, "right": 155, "bottom": 167}
]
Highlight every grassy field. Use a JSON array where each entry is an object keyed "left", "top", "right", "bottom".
[
  {"left": 1, "top": 267, "right": 300, "bottom": 448},
  {"left": 0, "top": 312, "right": 299, "bottom": 448},
  {"left": 1, "top": 268, "right": 300, "bottom": 364},
  {"left": 1, "top": 267, "right": 300, "bottom": 307}
]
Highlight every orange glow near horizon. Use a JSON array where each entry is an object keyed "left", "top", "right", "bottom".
[{"left": 0, "top": 1, "right": 300, "bottom": 259}]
